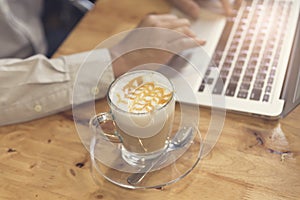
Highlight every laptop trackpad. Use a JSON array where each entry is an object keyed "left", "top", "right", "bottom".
[
  {"left": 169, "top": 8, "right": 226, "bottom": 91},
  {"left": 171, "top": 7, "right": 226, "bottom": 57}
]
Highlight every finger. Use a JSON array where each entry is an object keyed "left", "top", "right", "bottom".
[
  {"left": 159, "top": 18, "right": 191, "bottom": 29},
  {"left": 173, "top": 26, "right": 198, "bottom": 38},
  {"left": 138, "top": 14, "right": 178, "bottom": 27},
  {"left": 167, "top": 37, "right": 206, "bottom": 53},
  {"left": 139, "top": 14, "right": 193, "bottom": 33},
  {"left": 220, "top": 0, "right": 234, "bottom": 16},
  {"left": 150, "top": 14, "right": 179, "bottom": 21},
  {"left": 169, "top": 0, "right": 201, "bottom": 19},
  {"left": 171, "top": 26, "right": 206, "bottom": 45},
  {"left": 234, "top": 0, "right": 242, "bottom": 7}
]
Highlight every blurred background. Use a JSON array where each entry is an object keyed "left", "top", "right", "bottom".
[{"left": 42, "top": 0, "right": 96, "bottom": 57}]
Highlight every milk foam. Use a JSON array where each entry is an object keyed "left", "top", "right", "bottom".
[
  {"left": 109, "top": 71, "right": 173, "bottom": 112},
  {"left": 108, "top": 70, "right": 174, "bottom": 138}
]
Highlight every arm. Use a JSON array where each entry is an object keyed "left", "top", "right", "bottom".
[
  {"left": 0, "top": 13, "right": 204, "bottom": 126},
  {"left": 0, "top": 49, "right": 114, "bottom": 126}
]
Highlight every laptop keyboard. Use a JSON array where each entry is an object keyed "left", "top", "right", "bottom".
[{"left": 198, "top": 0, "right": 293, "bottom": 102}]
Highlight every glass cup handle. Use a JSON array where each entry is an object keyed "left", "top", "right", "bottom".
[{"left": 89, "top": 113, "right": 122, "bottom": 143}]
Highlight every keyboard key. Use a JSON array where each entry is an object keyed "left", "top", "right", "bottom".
[
  {"left": 237, "top": 25, "right": 247, "bottom": 32},
  {"left": 239, "top": 51, "right": 248, "bottom": 59},
  {"left": 259, "top": 65, "right": 268, "bottom": 72},
  {"left": 202, "top": 77, "right": 214, "bottom": 85},
  {"left": 265, "top": 85, "right": 272, "bottom": 93},
  {"left": 231, "top": 39, "right": 239, "bottom": 47},
  {"left": 205, "top": 69, "right": 211, "bottom": 76},
  {"left": 254, "top": 81, "right": 264, "bottom": 89},
  {"left": 225, "top": 83, "right": 237, "bottom": 96},
  {"left": 250, "top": 89, "right": 262, "bottom": 100},
  {"left": 245, "top": 68, "right": 255, "bottom": 75},
  {"left": 213, "top": 78, "right": 225, "bottom": 94},
  {"left": 213, "top": 60, "right": 220, "bottom": 67},
  {"left": 215, "top": 50, "right": 223, "bottom": 56},
  {"left": 206, "top": 78, "right": 214, "bottom": 85},
  {"left": 222, "top": 62, "right": 231, "bottom": 69},
  {"left": 273, "top": 59, "right": 278, "bottom": 67},
  {"left": 263, "top": 94, "right": 270, "bottom": 102},
  {"left": 220, "top": 77, "right": 227, "bottom": 83},
  {"left": 262, "top": 57, "right": 271, "bottom": 65},
  {"left": 199, "top": 84, "right": 205, "bottom": 92},
  {"left": 268, "top": 77, "right": 274, "bottom": 84},
  {"left": 233, "top": 33, "right": 242, "bottom": 40},
  {"left": 243, "top": 38, "right": 252, "bottom": 47},
  {"left": 236, "top": 60, "right": 245, "bottom": 68},
  {"left": 264, "top": 50, "right": 273, "bottom": 57},
  {"left": 240, "top": 83, "right": 250, "bottom": 90},
  {"left": 246, "top": 24, "right": 255, "bottom": 33},
  {"left": 229, "top": 44, "right": 238, "bottom": 51},
  {"left": 257, "top": 0, "right": 264, "bottom": 4},
  {"left": 243, "top": 75, "right": 252, "bottom": 82},
  {"left": 220, "top": 70, "right": 229, "bottom": 77},
  {"left": 237, "top": 91, "right": 248, "bottom": 99},
  {"left": 249, "top": 59, "right": 258, "bottom": 67},
  {"left": 241, "top": 44, "right": 250, "bottom": 51},
  {"left": 251, "top": 52, "right": 260, "bottom": 58},
  {"left": 270, "top": 69, "right": 276, "bottom": 77},
  {"left": 230, "top": 75, "right": 240, "bottom": 83},
  {"left": 233, "top": 68, "right": 242, "bottom": 74},
  {"left": 256, "top": 73, "right": 266, "bottom": 80},
  {"left": 225, "top": 55, "right": 234, "bottom": 62}
]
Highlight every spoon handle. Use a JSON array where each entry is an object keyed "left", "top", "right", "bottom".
[
  {"left": 127, "top": 127, "right": 193, "bottom": 185},
  {"left": 127, "top": 150, "right": 167, "bottom": 185}
]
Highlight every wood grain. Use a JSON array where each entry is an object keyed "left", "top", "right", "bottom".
[{"left": 1, "top": 0, "right": 300, "bottom": 199}]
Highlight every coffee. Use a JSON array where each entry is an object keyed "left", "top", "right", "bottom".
[{"left": 108, "top": 70, "right": 175, "bottom": 156}]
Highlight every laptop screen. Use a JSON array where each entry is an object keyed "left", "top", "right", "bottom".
[{"left": 281, "top": 12, "right": 300, "bottom": 117}]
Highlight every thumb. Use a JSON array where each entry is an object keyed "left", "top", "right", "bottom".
[{"left": 167, "top": 36, "right": 206, "bottom": 53}]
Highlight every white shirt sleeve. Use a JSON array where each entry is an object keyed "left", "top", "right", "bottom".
[{"left": 0, "top": 48, "right": 115, "bottom": 126}]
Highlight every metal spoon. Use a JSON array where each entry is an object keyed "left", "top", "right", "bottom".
[{"left": 127, "top": 126, "right": 194, "bottom": 185}]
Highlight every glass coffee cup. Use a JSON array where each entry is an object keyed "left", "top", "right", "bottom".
[{"left": 90, "top": 70, "right": 175, "bottom": 167}]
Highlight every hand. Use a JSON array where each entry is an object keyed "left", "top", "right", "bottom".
[
  {"left": 168, "top": 0, "right": 242, "bottom": 19},
  {"left": 109, "top": 14, "right": 205, "bottom": 77}
]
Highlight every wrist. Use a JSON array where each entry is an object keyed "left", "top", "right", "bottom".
[{"left": 109, "top": 46, "right": 129, "bottom": 78}]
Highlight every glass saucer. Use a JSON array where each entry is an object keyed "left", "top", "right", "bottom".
[{"left": 89, "top": 127, "right": 203, "bottom": 189}]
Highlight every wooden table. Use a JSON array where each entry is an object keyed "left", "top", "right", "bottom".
[{"left": 1, "top": 0, "right": 300, "bottom": 199}]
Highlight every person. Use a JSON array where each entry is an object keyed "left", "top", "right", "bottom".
[{"left": 0, "top": 0, "right": 234, "bottom": 126}]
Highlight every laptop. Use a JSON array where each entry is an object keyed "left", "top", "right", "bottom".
[{"left": 165, "top": 0, "right": 300, "bottom": 119}]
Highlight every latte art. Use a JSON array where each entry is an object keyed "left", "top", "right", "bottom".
[
  {"left": 128, "top": 82, "right": 172, "bottom": 112},
  {"left": 113, "top": 75, "right": 173, "bottom": 113}
]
